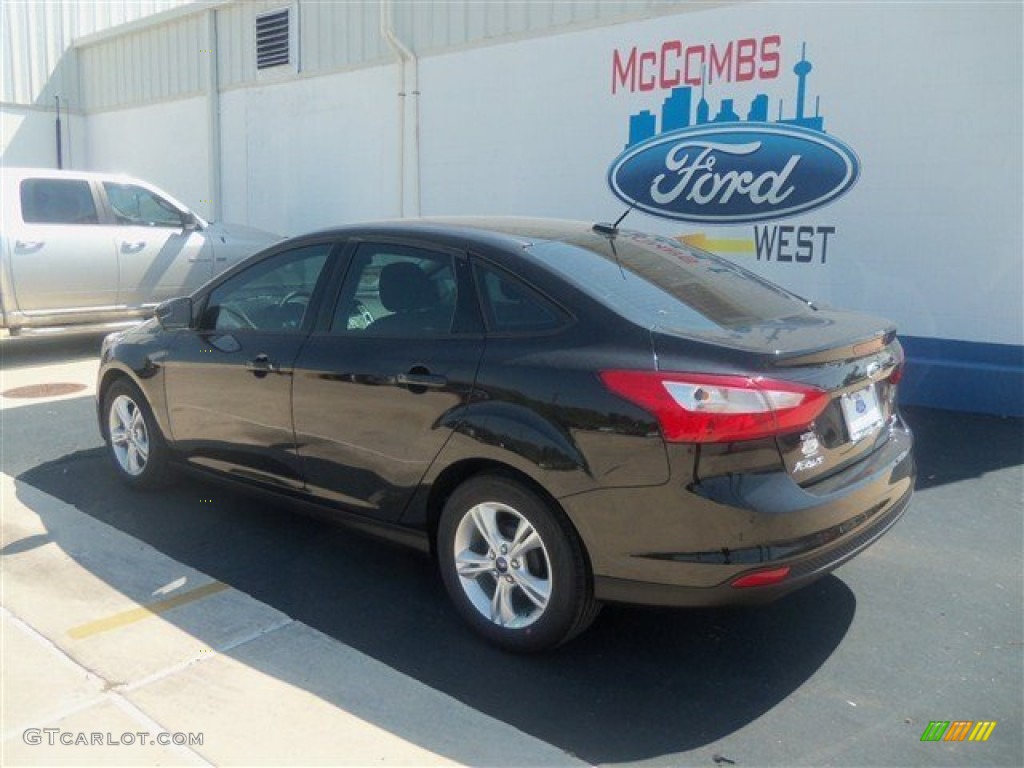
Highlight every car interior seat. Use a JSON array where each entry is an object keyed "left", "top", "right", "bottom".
[{"left": 369, "top": 261, "right": 452, "bottom": 335}]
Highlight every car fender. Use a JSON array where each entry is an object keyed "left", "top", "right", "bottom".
[
  {"left": 399, "top": 401, "right": 596, "bottom": 529},
  {"left": 97, "top": 328, "right": 174, "bottom": 443},
  {"left": 447, "top": 400, "right": 591, "bottom": 478}
]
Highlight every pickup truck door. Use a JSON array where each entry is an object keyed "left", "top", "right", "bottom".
[
  {"left": 8, "top": 177, "right": 119, "bottom": 312},
  {"left": 102, "top": 181, "right": 213, "bottom": 307}
]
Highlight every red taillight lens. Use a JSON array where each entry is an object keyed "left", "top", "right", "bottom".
[
  {"left": 888, "top": 342, "right": 905, "bottom": 385},
  {"left": 599, "top": 371, "right": 829, "bottom": 443},
  {"left": 731, "top": 566, "right": 791, "bottom": 588}
]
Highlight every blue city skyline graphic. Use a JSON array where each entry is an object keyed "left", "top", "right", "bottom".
[{"left": 625, "top": 42, "right": 826, "bottom": 148}]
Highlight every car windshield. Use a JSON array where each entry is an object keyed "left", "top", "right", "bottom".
[{"left": 528, "top": 231, "right": 813, "bottom": 331}]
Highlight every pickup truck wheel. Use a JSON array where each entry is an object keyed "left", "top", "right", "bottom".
[{"left": 103, "top": 379, "right": 170, "bottom": 489}]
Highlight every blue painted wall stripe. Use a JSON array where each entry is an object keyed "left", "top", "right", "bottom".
[{"left": 899, "top": 336, "right": 1024, "bottom": 417}]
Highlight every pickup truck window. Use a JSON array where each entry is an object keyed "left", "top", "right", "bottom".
[
  {"left": 104, "top": 182, "right": 184, "bottom": 228},
  {"left": 20, "top": 179, "right": 99, "bottom": 224}
]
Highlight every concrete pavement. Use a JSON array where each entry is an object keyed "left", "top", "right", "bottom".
[{"left": 1, "top": 471, "right": 588, "bottom": 766}]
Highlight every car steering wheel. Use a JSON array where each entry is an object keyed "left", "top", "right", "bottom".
[{"left": 279, "top": 290, "right": 311, "bottom": 308}]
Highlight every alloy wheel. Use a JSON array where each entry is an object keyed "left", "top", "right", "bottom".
[
  {"left": 452, "top": 501, "right": 553, "bottom": 628},
  {"left": 108, "top": 394, "right": 150, "bottom": 476}
]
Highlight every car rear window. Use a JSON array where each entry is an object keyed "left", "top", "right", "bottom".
[{"left": 528, "top": 231, "right": 813, "bottom": 331}]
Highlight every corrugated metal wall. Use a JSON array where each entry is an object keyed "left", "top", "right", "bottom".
[
  {"left": 392, "top": 0, "right": 674, "bottom": 54},
  {"left": 300, "top": 0, "right": 388, "bottom": 77},
  {"left": 79, "top": 14, "right": 205, "bottom": 112},
  {"left": 63, "top": 0, "right": 695, "bottom": 113},
  {"left": 1, "top": 0, "right": 193, "bottom": 108}
]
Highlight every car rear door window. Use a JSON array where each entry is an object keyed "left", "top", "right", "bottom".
[
  {"left": 103, "top": 182, "right": 184, "bottom": 227},
  {"left": 331, "top": 244, "right": 457, "bottom": 336},
  {"left": 203, "top": 244, "right": 330, "bottom": 333},
  {"left": 20, "top": 179, "right": 99, "bottom": 224},
  {"left": 473, "top": 261, "right": 567, "bottom": 334}
]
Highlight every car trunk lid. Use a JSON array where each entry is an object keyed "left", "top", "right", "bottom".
[{"left": 651, "top": 313, "right": 903, "bottom": 485}]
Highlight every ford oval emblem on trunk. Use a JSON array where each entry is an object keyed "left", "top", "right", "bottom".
[{"left": 607, "top": 124, "right": 860, "bottom": 224}]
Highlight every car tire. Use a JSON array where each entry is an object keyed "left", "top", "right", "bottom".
[
  {"left": 437, "top": 473, "right": 600, "bottom": 652},
  {"left": 102, "top": 378, "right": 171, "bottom": 489}
]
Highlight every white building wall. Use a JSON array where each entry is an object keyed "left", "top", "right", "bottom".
[
  {"left": 0, "top": 0, "right": 194, "bottom": 166},
  {"left": 1, "top": 106, "right": 87, "bottom": 168},
  {"left": 85, "top": 96, "right": 210, "bottom": 219},
  {"left": 219, "top": 65, "right": 400, "bottom": 235}
]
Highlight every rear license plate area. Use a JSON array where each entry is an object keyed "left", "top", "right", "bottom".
[{"left": 841, "top": 384, "right": 883, "bottom": 442}]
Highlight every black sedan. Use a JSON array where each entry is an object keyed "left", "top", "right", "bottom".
[{"left": 97, "top": 218, "right": 915, "bottom": 651}]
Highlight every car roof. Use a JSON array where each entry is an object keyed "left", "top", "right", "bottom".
[{"left": 300, "top": 217, "right": 611, "bottom": 251}]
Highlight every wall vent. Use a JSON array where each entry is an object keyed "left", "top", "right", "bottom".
[{"left": 256, "top": 8, "right": 290, "bottom": 69}]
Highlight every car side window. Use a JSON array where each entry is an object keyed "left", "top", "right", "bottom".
[
  {"left": 103, "top": 182, "right": 184, "bottom": 228},
  {"left": 331, "top": 244, "right": 457, "bottom": 337},
  {"left": 202, "top": 244, "right": 330, "bottom": 333},
  {"left": 473, "top": 261, "right": 567, "bottom": 334},
  {"left": 20, "top": 179, "right": 99, "bottom": 224}
]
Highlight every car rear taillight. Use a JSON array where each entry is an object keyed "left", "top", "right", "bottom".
[
  {"left": 888, "top": 342, "right": 905, "bottom": 385},
  {"left": 599, "top": 371, "right": 829, "bottom": 443},
  {"left": 731, "top": 566, "right": 791, "bottom": 588}
]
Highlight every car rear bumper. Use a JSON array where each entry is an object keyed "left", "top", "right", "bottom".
[{"left": 564, "top": 421, "right": 915, "bottom": 607}]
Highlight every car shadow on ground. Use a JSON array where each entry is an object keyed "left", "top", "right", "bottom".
[
  {"left": 0, "top": 331, "right": 110, "bottom": 370},
  {"left": 15, "top": 442, "right": 851, "bottom": 763},
  {"left": 9, "top": 400, "right": 1022, "bottom": 763}
]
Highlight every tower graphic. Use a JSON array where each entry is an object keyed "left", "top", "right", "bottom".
[
  {"left": 779, "top": 42, "right": 824, "bottom": 131},
  {"left": 794, "top": 43, "right": 811, "bottom": 120}
]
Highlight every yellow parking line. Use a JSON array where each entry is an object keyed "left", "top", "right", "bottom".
[{"left": 68, "top": 581, "right": 229, "bottom": 640}]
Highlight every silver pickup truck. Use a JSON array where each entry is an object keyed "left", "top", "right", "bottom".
[{"left": 1, "top": 168, "right": 281, "bottom": 335}]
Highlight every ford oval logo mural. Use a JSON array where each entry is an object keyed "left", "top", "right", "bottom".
[{"left": 607, "top": 124, "right": 860, "bottom": 224}]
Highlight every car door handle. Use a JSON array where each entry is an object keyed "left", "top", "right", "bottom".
[
  {"left": 15, "top": 239, "right": 44, "bottom": 249},
  {"left": 396, "top": 372, "right": 448, "bottom": 389},
  {"left": 246, "top": 354, "right": 281, "bottom": 377},
  {"left": 121, "top": 240, "right": 146, "bottom": 251}
]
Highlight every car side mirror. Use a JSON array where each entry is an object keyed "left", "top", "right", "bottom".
[
  {"left": 155, "top": 297, "right": 193, "bottom": 330},
  {"left": 183, "top": 211, "right": 202, "bottom": 231}
]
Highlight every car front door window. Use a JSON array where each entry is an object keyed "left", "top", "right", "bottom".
[{"left": 204, "top": 245, "right": 330, "bottom": 333}]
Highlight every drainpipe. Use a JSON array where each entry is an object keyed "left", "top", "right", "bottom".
[
  {"left": 205, "top": 9, "right": 222, "bottom": 222},
  {"left": 380, "top": 0, "right": 420, "bottom": 217}
]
